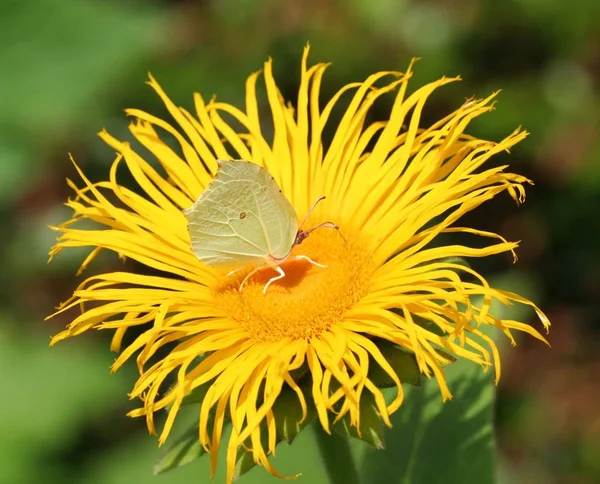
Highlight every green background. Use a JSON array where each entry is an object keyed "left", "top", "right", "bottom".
[{"left": 1, "top": 0, "right": 598, "bottom": 483}]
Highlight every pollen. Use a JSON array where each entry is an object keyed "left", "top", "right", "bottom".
[{"left": 215, "top": 227, "right": 373, "bottom": 342}]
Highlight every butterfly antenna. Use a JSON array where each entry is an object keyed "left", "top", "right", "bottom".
[
  {"left": 298, "top": 196, "right": 327, "bottom": 230},
  {"left": 304, "top": 222, "right": 347, "bottom": 243}
]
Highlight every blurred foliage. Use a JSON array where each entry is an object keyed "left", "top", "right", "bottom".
[{"left": 1, "top": 0, "right": 599, "bottom": 482}]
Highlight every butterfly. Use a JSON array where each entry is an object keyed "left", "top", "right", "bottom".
[{"left": 184, "top": 160, "right": 341, "bottom": 293}]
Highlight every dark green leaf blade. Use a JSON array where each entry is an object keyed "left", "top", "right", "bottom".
[
  {"left": 358, "top": 356, "right": 496, "bottom": 484},
  {"left": 153, "top": 425, "right": 206, "bottom": 475},
  {"left": 234, "top": 443, "right": 261, "bottom": 480},
  {"left": 333, "top": 392, "right": 386, "bottom": 449},
  {"left": 273, "top": 385, "right": 317, "bottom": 444},
  {"left": 368, "top": 341, "right": 422, "bottom": 387}
]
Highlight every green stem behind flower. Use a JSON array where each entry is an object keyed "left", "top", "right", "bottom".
[{"left": 314, "top": 424, "right": 361, "bottom": 484}]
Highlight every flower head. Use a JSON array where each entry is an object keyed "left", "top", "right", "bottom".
[{"left": 48, "top": 46, "right": 550, "bottom": 482}]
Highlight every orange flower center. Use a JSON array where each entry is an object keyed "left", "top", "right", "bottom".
[{"left": 214, "top": 226, "right": 373, "bottom": 341}]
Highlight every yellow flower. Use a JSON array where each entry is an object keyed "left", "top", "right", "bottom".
[{"left": 48, "top": 46, "right": 550, "bottom": 482}]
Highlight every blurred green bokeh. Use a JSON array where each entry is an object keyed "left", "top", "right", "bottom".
[{"left": 2, "top": 0, "right": 598, "bottom": 483}]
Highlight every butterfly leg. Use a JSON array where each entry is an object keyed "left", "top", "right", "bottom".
[
  {"left": 263, "top": 266, "right": 286, "bottom": 294},
  {"left": 293, "top": 254, "right": 326, "bottom": 268},
  {"left": 239, "top": 266, "right": 263, "bottom": 292}
]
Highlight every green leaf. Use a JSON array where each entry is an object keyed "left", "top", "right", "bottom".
[
  {"left": 158, "top": 382, "right": 320, "bottom": 479},
  {"left": 180, "top": 384, "right": 210, "bottom": 406},
  {"left": 233, "top": 420, "right": 278, "bottom": 479},
  {"left": 438, "top": 256, "right": 472, "bottom": 272},
  {"left": 435, "top": 348, "right": 458, "bottom": 367},
  {"left": 333, "top": 392, "right": 386, "bottom": 449},
  {"left": 234, "top": 441, "right": 260, "bottom": 480},
  {"left": 289, "top": 361, "right": 310, "bottom": 380},
  {"left": 233, "top": 384, "right": 320, "bottom": 479},
  {"left": 390, "top": 308, "right": 449, "bottom": 337},
  {"left": 368, "top": 341, "right": 422, "bottom": 387},
  {"left": 413, "top": 314, "right": 449, "bottom": 336},
  {"left": 273, "top": 385, "right": 318, "bottom": 444},
  {"left": 153, "top": 425, "right": 206, "bottom": 475},
  {"left": 357, "top": 353, "right": 496, "bottom": 484}
]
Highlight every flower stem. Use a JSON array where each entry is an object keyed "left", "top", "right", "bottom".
[{"left": 314, "top": 424, "right": 361, "bottom": 484}]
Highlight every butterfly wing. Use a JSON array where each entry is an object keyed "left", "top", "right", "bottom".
[{"left": 184, "top": 160, "right": 298, "bottom": 267}]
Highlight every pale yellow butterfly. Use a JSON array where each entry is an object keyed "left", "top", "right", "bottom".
[{"left": 184, "top": 160, "right": 340, "bottom": 293}]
